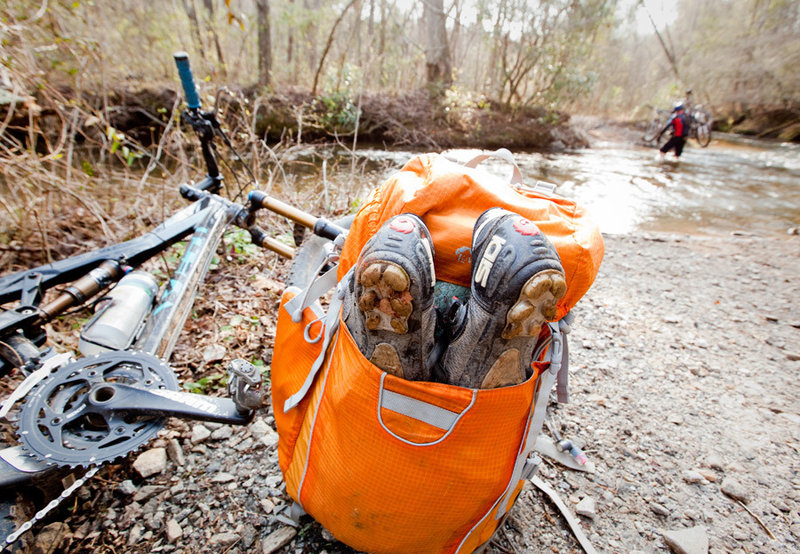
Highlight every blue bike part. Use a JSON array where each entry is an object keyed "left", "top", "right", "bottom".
[{"left": 173, "top": 51, "right": 201, "bottom": 109}]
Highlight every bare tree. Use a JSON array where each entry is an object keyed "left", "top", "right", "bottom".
[
  {"left": 422, "top": 0, "right": 453, "bottom": 93},
  {"left": 182, "top": 0, "right": 206, "bottom": 58},
  {"left": 256, "top": 0, "right": 272, "bottom": 87},
  {"left": 311, "top": 0, "right": 358, "bottom": 95},
  {"left": 201, "top": 0, "right": 227, "bottom": 76}
]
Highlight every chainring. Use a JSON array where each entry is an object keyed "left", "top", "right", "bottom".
[{"left": 16, "top": 351, "right": 179, "bottom": 468}]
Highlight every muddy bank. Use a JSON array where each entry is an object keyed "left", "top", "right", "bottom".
[
  {"left": 0, "top": 85, "right": 586, "bottom": 152},
  {"left": 4, "top": 83, "right": 798, "bottom": 155},
  {"left": 712, "top": 104, "right": 800, "bottom": 141}
]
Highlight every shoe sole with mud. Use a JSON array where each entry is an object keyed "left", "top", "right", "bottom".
[
  {"left": 501, "top": 269, "right": 567, "bottom": 340},
  {"left": 357, "top": 261, "right": 414, "bottom": 334}
]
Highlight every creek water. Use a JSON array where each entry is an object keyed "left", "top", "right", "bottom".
[{"left": 340, "top": 132, "right": 799, "bottom": 238}]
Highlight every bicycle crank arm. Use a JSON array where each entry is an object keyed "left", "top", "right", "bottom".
[{"left": 86, "top": 383, "right": 255, "bottom": 425}]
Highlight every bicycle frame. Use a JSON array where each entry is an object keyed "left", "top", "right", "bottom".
[{"left": 0, "top": 54, "right": 345, "bottom": 501}]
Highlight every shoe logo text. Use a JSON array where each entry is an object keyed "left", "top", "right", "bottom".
[{"left": 474, "top": 235, "right": 506, "bottom": 287}]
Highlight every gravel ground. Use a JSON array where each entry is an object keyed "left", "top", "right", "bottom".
[{"left": 5, "top": 230, "right": 800, "bottom": 554}]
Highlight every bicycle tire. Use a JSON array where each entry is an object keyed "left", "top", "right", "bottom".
[
  {"left": 286, "top": 215, "right": 354, "bottom": 290},
  {"left": 695, "top": 122, "right": 712, "bottom": 147},
  {"left": 642, "top": 118, "right": 662, "bottom": 143}
]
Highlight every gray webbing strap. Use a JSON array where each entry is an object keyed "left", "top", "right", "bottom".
[
  {"left": 496, "top": 321, "right": 563, "bottom": 517},
  {"left": 555, "top": 312, "right": 574, "bottom": 403},
  {"left": 556, "top": 328, "right": 570, "bottom": 404},
  {"left": 463, "top": 148, "right": 523, "bottom": 185},
  {"left": 285, "top": 263, "right": 339, "bottom": 323},
  {"left": 380, "top": 389, "right": 459, "bottom": 431},
  {"left": 282, "top": 272, "right": 349, "bottom": 413}
]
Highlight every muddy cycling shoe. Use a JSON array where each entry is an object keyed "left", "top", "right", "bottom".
[
  {"left": 441, "top": 208, "right": 567, "bottom": 389},
  {"left": 342, "top": 214, "right": 436, "bottom": 381}
]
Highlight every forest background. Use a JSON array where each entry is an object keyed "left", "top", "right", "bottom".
[
  {"left": 2, "top": 0, "right": 799, "bottom": 149},
  {"left": 1, "top": 0, "right": 799, "bottom": 264}
]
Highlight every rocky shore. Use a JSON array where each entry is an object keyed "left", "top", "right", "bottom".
[{"left": 13, "top": 230, "right": 798, "bottom": 554}]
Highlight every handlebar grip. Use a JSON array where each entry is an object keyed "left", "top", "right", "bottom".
[{"left": 173, "top": 51, "right": 201, "bottom": 110}]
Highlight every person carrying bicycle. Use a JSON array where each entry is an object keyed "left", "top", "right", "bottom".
[{"left": 656, "top": 102, "right": 690, "bottom": 160}]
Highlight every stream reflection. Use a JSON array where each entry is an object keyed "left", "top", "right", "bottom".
[{"left": 346, "top": 134, "right": 799, "bottom": 237}]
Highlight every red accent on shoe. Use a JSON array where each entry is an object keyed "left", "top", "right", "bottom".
[
  {"left": 512, "top": 218, "right": 541, "bottom": 236},
  {"left": 389, "top": 216, "right": 416, "bottom": 234}
]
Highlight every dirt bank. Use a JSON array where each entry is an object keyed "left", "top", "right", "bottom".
[{"left": 0, "top": 85, "right": 587, "bottom": 152}]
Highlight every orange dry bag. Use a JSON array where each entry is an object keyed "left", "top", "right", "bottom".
[{"left": 271, "top": 150, "right": 604, "bottom": 553}]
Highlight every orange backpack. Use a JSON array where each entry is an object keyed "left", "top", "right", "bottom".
[{"left": 271, "top": 150, "right": 604, "bottom": 553}]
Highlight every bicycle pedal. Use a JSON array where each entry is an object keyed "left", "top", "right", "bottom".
[{"left": 227, "top": 359, "right": 264, "bottom": 412}]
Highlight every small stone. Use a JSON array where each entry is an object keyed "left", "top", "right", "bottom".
[
  {"left": 128, "top": 524, "right": 144, "bottom": 546},
  {"left": 260, "top": 427, "right": 280, "bottom": 448},
  {"left": 772, "top": 499, "right": 791, "bottom": 512},
  {"left": 683, "top": 470, "right": 707, "bottom": 484},
  {"left": 165, "top": 519, "right": 183, "bottom": 543},
  {"left": 210, "top": 531, "right": 239, "bottom": 546},
  {"left": 697, "top": 469, "right": 717, "bottom": 482},
  {"left": 667, "top": 413, "right": 684, "bottom": 425},
  {"left": 650, "top": 502, "right": 670, "bottom": 517},
  {"left": 133, "top": 485, "right": 165, "bottom": 503},
  {"left": 133, "top": 448, "right": 168, "bottom": 478},
  {"left": 210, "top": 426, "right": 233, "bottom": 441},
  {"left": 732, "top": 528, "right": 748, "bottom": 541},
  {"left": 250, "top": 418, "right": 271, "bottom": 439},
  {"left": 575, "top": 496, "right": 597, "bottom": 519},
  {"left": 167, "top": 438, "right": 185, "bottom": 466},
  {"left": 261, "top": 526, "right": 297, "bottom": 554},
  {"left": 260, "top": 498, "right": 275, "bottom": 514},
  {"left": 706, "top": 454, "right": 725, "bottom": 470},
  {"left": 33, "top": 522, "right": 70, "bottom": 554},
  {"left": 662, "top": 526, "right": 708, "bottom": 554},
  {"left": 118, "top": 479, "right": 137, "bottom": 496},
  {"left": 202, "top": 343, "right": 226, "bottom": 362},
  {"left": 190, "top": 424, "right": 212, "bottom": 444},
  {"left": 235, "top": 437, "right": 255, "bottom": 451},
  {"left": 721, "top": 478, "right": 751, "bottom": 504},
  {"left": 787, "top": 351, "right": 800, "bottom": 361},
  {"left": 211, "top": 472, "right": 236, "bottom": 484}
]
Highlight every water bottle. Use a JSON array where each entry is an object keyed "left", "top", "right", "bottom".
[{"left": 79, "top": 271, "right": 159, "bottom": 356}]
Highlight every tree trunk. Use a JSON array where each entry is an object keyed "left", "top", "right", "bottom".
[
  {"left": 423, "top": 0, "right": 453, "bottom": 93},
  {"left": 287, "top": 0, "right": 295, "bottom": 79},
  {"left": 311, "top": 0, "right": 358, "bottom": 96},
  {"left": 202, "top": 0, "right": 226, "bottom": 76},
  {"left": 182, "top": 0, "right": 206, "bottom": 59},
  {"left": 256, "top": 0, "right": 272, "bottom": 87}
]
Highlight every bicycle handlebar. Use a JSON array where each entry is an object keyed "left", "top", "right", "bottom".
[
  {"left": 248, "top": 191, "right": 347, "bottom": 241},
  {"left": 173, "top": 51, "right": 201, "bottom": 110}
]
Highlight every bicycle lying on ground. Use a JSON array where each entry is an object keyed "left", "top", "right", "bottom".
[
  {"left": 642, "top": 104, "right": 713, "bottom": 147},
  {"left": 0, "top": 53, "right": 346, "bottom": 549}
]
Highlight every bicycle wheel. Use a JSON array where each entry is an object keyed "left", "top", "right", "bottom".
[
  {"left": 695, "top": 122, "right": 711, "bottom": 147},
  {"left": 642, "top": 117, "right": 662, "bottom": 143}
]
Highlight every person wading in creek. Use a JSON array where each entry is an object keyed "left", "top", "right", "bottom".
[{"left": 657, "top": 102, "right": 690, "bottom": 161}]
